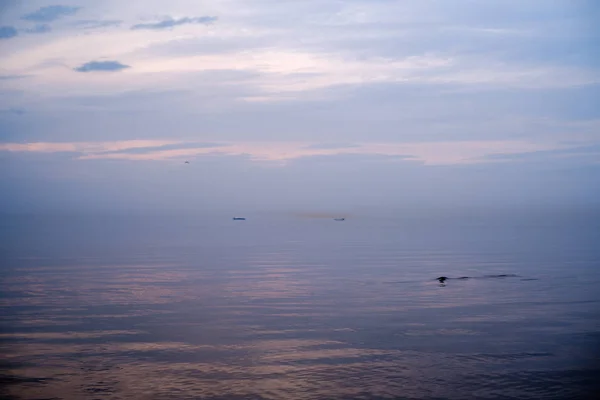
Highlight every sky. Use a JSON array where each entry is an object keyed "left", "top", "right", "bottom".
[{"left": 0, "top": 0, "right": 599, "bottom": 214}]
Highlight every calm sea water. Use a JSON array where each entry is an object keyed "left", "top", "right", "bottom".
[{"left": 1, "top": 210, "right": 599, "bottom": 399}]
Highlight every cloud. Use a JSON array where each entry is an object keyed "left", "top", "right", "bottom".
[
  {"left": 290, "top": 153, "right": 416, "bottom": 165},
  {"left": 303, "top": 143, "right": 361, "bottom": 150},
  {"left": 95, "top": 142, "right": 224, "bottom": 155},
  {"left": 73, "top": 20, "right": 122, "bottom": 29},
  {"left": 482, "top": 143, "right": 600, "bottom": 163},
  {"left": 0, "top": 26, "right": 18, "bottom": 39},
  {"left": 0, "top": 108, "right": 25, "bottom": 116},
  {"left": 0, "top": 74, "right": 28, "bottom": 80},
  {"left": 21, "top": 5, "right": 80, "bottom": 22},
  {"left": 0, "top": 140, "right": 570, "bottom": 166},
  {"left": 131, "top": 16, "right": 217, "bottom": 30},
  {"left": 0, "top": 140, "right": 178, "bottom": 154},
  {"left": 74, "top": 61, "right": 130, "bottom": 72},
  {"left": 25, "top": 24, "right": 52, "bottom": 34}
]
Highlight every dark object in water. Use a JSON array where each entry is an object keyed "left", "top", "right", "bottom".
[
  {"left": 184, "top": 161, "right": 190, "bottom": 164},
  {"left": 437, "top": 274, "right": 518, "bottom": 283},
  {"left": 334, "top": 218, "right": 346, "bottom": 221},
  {"left": 232, "top": 217, "right": 246, "bottom": 221},
  {"left": 485, "top": 274, "right": 518, "bottom": 278}
]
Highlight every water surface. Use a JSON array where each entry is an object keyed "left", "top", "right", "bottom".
[{"left": 1, "top": 211, "right": 599, "bottom": 399}]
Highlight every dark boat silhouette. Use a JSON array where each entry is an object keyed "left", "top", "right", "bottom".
[
  {"left": 232, "top": 217, "right": 246, "bottom": 221},
  {"left": 333, "top": 218, "right": 345, "bottom": 221}
]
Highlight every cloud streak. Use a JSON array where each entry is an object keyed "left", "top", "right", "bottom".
[
  {"left": 0, "top": 140, "right": 573, "bottom": 166},
  {"left": 482, "top": 144, "right": 600, "bottom": 163},
  {"left": 21, "top": 5, "right": 79, "bottom": 22},
  {"left": 0, "top": 140, "right": 178, "bottom": 154},
  {"left": 74, "top": 61, "right": 130, "bottom": 72},
  {"left": 0, "top": 74, "right": 28, "bottom": 80},
  {"left": 0, "top": 108, "right": 26, "bottom": 116},
  {"left": 131, "top": 16, "right": 218, "bottom": 30},
  {"left": 303, "top": 143, "right": 362, "bottom": 150},
  {"left": 94, "top": 142, "right": 224, "bottom": 155},
  {"left": 73, "top": 20, "right": 122, "bottom": 29},
  {"left": 25, "top": 24, "right": 52, "bottom": 34}
]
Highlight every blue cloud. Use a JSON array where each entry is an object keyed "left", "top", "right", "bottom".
[
  {"left": 0, "top": 26, "right": 18, "bottom": 39},
  {"left": 0, "top": 74, "right": 29, "bottom": 80},
  {"left": 74, "top": 61, "right": 130, "bottom": 72},
  {"left": 0, "top": 108, "right": 26, "bottom": 116},
  {"left": 131, "top": 16, "right": 217, "bottom": 30},
  {"left": 73, "top": 20, "right": 122, "bottom": 29},
  {"left": 21, "top": 5, "right": 80, "bottom": 22},
  {"left": 26, "top": 24, "right": 52, "bottom": 34},
  {"left": 484, "top": 144, "right": 600, "bottom": 162}
]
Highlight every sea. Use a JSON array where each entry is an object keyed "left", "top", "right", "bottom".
[{"left": 1, "top": 209, "right": 599, "bottom": 399}]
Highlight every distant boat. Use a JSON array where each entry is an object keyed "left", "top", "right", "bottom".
[
  {"left": 333, "top": 218, "right": 345, "bottom": 221},
  {"left": 232, "top": 217, "right": 246, "bottom": 221}
]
